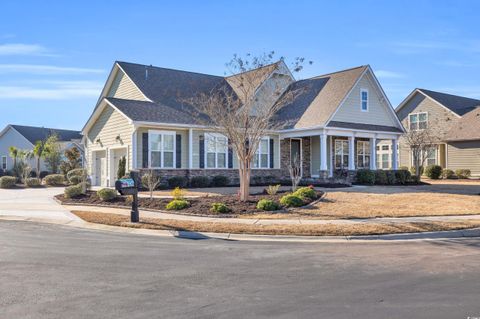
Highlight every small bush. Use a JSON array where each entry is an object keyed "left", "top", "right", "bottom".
[
  {"left": 39, "top": 171, "right": 50, "bottom": 179},
  {"left": 399, "top": 166, "right": 409, "bottom": 171},
  {"left": 374, "top": 170, "right": 388, "bottom": 185},
  {"left": 0, "top": 176, "right": 16, "bottom": 188},
  {"left": 425, "top": 165, "right": 442, "bottom": 179},
  {"left": 166, "top": 199, "right": 189, "bottom": 210},
  {"left": 64, "top": 184, "right": 83, "bottom": 199},
  {"left": 44, "top": 174, "right": 65, "bottom": 186},
  {"left": 455, "top": 169, "right": 471, "bottom": 179},
  {"left": 67, "top": 168, "right": 86, "bottom": 183},
  {"left": 211, "top": 175, "right": 230, "bottom": 187},
  {"left": 210, "top": 202, "right": 231, "bottom": 214},
  {"left": 189, "top": 176, "right": 210, "bottom": 188},
  {"left": 410, "top": 175, "right": 421, "bottom": 184},
  {"left": 256, "top": 199, "right": 281, "bottom": 211},
  {"left": 167, "top": 176, "right": 188, "bottom": 188},
  {"left": 171, "top": 187, "right": 185, "bottom": 200},
  {"left": 266, "top": 184, "right": 281, "bottom": 195},
  {"left": 394, "top": 170, "right": 411, "bottom": 185},
  {"left": 25, "top": 178, "right": 41, "bottom": 187},
  {"left": 356, "top": 169, "right": 375, "bottom": 185},
  {"left": 386, "top": 170, "right": 397, "bottom": 185},
  {"left": 293, "top": 187, "right": 317, "bottom": 200},
  {"left": 280, "top": 194, "right": 304, "bottom": 207},
  {"left": 97, "top": 188, "right": 117, "bottom": 201},
  {"left": 441, "top": 169, "right": 455, "bottom": 179},
  {"left": 69, "top": 175, "right": 83, "bottom": 185}
]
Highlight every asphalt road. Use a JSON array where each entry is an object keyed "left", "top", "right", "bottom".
[{"left": 1, "top": 221, "right": 479, "bottom": 319}]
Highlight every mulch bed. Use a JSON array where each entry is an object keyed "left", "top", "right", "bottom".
[{"left": 56, "top": 190, "right": 324, "bottom": 217}]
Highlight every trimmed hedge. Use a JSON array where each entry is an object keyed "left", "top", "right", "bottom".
[
  {"left": 356, "top": 169, "right": 375, "bottom": 185},
  {"left": 280, "top": 194, "right": 304, "bottom": 207},
  {"left": 64, "top": 184, "right": 83, "bottom": 199},
  {"left": 442, "top": 169, "right": 455, "bottom": 179},
  {"left": 394, "top": 170, "right": 411, "bottom": 185},
  {"left": 455, "top": 169, "right": 471, "bottom": 179},
  {"left": 256, "top": 199, "right": 281, "bottom": 211},
  {"left": 97, "top": 188, "right": 117, "bottom": 201},
  {"left": 189, "top": 176, "right": 210, "bottom": 188},
  {"left": 386, "top": 170, "right": 397, "bottom": 185},
  {"left": 25, "top": 178, "right": 41, "bottom": 187},
  {"left": 67, "top": 168, "right": 86, "bottom": 184},
  {"left": 293, "top": 187, "right": 317, "bottom": 200},
  {"left": 211, "top": 175, "right": 230, "bottom": 187},
  {"left": 166, "top": 199, "right": 190, "bottom": 210},
  {"left": 425, "top": 165, "right": 442, "bottom": 179},
  {"left": 210, "top": 202, "right": 231, "bottom": 214},
  {"left": 44, "top": 174, "right": 65, "bottom": 186},
  {"left": 167, "top": 176, "right": 188, "bottom": 188},
  {"left": 0, "top": 176, "right": 16, "bottom": 188},
  {"left": 374, "top": 170, "right": 388, "bottom": 185}
]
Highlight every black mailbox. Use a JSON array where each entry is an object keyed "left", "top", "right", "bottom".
[{"left": 115, "top": 170, "right": 140, "bottom": 223}]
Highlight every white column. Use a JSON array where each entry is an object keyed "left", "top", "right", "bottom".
[
  {"left": 320, "top": 133, "right": 328, "bottom": 171},
  {"left": 370, "top": 137, "right": 377, "bottom": 170},
  {"left": 348, "top": 136, "right": 355, "bottom": 170},
  {"left": 188, "top": 128, "right": 193, "bottom": 169},
  {"left": 131, "top": 130, "right": 137, "bottom": 170},
  {"left": 328, "top": 137, "right": 333, "bottom": 177},
  {"left": 392, "top": 138, "right": 398, "bottom": 170}
]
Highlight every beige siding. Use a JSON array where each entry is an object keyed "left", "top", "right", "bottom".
[
  {"left": 447, "top": 141, "right": 480, "bottom": 176},
  {"left": 107, "top": 69, "right": 147, "bottom": 101},
  {"left": 331, "top": 71, "right": 398, "bottom": 127}
]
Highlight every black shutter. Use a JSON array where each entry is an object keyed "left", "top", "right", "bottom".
[
  {"left": 269, "top": 138, "right": 274, "bottom": 168},
  {"left": 199, "top": 134, "right": 205, "bottom": 168},
  {"left": 142, "top": 133, "right": 149, "bottom": 168},
  {"left": 228, "top": 139, "right": 233, "bottom": 169},
  {"left": 176, "top": 134, "right": 182, "bottom": 168}
]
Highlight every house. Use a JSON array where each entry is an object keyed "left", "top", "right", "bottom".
[
  {"left": 0, "top": 124, "right": 83, "bottom": 173},
  {"left": 381, "top": 88, "right": 480, "bottom": 176},
  {"left": 82, "top": 61, "right": 404, "bottom": 187}
]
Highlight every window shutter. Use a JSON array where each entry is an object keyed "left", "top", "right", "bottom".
[
  {"left": 269, "top": 138, "right": 274, "bottom": 169},
  {"left": 176, "top": 134, "right": 182, "bottom": 168},
  {"left": 142, "top": 133, "right": 149, "bottom": 168},
  {"left": 199, "top": 134, "right": 205, "bottom": 168},
  {"left": 228, "top": 139, "right": 233, "bottom": 169}
]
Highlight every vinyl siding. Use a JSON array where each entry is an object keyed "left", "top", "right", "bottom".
[
  {"left": 107, "top": 69, "right": 147, "bottom": 101},
  {"left": 0, "top": 127, "right": 41, "bottom": 171},
  {"left": 331, "top": 71, "right": 398, "bottom": 127},
  {"left": 447, "top": 141, "right": 480, "bottom": 176}
]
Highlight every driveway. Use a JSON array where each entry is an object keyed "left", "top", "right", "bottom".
[
  {"left": 1, "top": 221, "right": 479, "bottom": 319},
  {"left": 0, "top": 187, "right": 79, "bottom": 222}
]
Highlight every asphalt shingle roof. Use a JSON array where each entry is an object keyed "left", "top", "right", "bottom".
[
  {"left": 418, "top": 89, "right": 480, "bottom": 116},
  {"left": 11, "top": 125, "right": 81, "bottom": 144},
  {"left": 444, "top": 107, "right": 480, "bottom": 141}
]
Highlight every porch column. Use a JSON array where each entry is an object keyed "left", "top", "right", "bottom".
[
  {"left": 188, "top": 128, "right": 193, "bottom": 169},
  {"left": 320, "top": 133, "right": 328, "bottom": 171},
  {"left": 131, "top": 129, "right": 137, "bottom": 169},
  {"left": 392, "top": 138, "right": 398, "bottom": 170},
  {"left": 348, "top": 136, "right": 355, "bottom": 170},
  {"left": 370, "top": 137, "right": 377, "bottom": 170}
]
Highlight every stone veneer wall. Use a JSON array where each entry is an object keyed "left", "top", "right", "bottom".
[{"left": 280, "top": 137, "right": 311, "bottom": 178}]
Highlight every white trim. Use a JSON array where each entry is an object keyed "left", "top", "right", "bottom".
[
  {"left": 370, "top": 137, "right": 377, "bottom": 170},
  {"left": 204, "top": 132, "right": 228, "bottom": 169},
  {"left": 408, "top": 112, "right": 428, "bottom": 131},
  {"left": 253, "top": 136, "right": 270, "bottom": 169},
  {"left": 132, "top": 129, "right": 137, "bottom": 169},
  {"left": 188, "top": 128, "right": 193, "bottom": 169},
  {"left": 148, "top": 130, "right": 176, "bottom": 169},
  {"left": 328, "top": 136, "right": 333, "bottom": 177},
  {"left": 1, "top": 155, "right": 7, "bottom": 171},
  {"left": 320, "top": 133, "right": 328, "bottom": 171},
  {"left": 360, "top": 88, "right": 369, "bottom": 112},
  {"left": 356, "top": 140, "right": 370, "bottom": 169},
  {"left": 348, "top": 136, "right": 355, "bottom": 170},
  {"left": 392, "top": 138, "right": 398, "bottom": 170}
]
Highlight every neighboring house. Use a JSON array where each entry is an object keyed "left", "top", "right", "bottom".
[
  {"left": 379, "top": 88, "right": 480, "bottom": 176},
  {"left": 82, "top": 61, "right": 404, "bottom": 187},
  {"left": 0, "top": 124, "right": 83, "bottom": 173}
]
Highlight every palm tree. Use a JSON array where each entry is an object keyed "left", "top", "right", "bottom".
[
  {"left": 33, "top": 140, "right": 46, "bottom": 175},
  {"left": 8, "top": 146, "right": 18, "bottom": 169}
]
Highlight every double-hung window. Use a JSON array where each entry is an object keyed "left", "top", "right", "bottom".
[
  {"left": 360, "top": 89, "right": 368, "bottom": 111},
  {"left": 205, "top": 133, "right": 228, "bottom": 168},
  {"left": 356, "top": 141, "right": 370, "bottom": 168},
  {"left": 334, "top": 140, "right": 349, "bottom": 169},
  {"left": 409, "top": 112, "right": 427, "bottom": 130},
  {"left": 149, "top": 130, "right": 175, "bottom": 168},
  {"left": 381, "top": 154, "right": 389, "bottom": 169},
  {"left": 1, "top": 156, "right": 6, "bottom": 171},
  {"left": 425, "top": 146, "right": 437, "bottom": 166},
  {"left": 254, "top": 137, "right": 270, "bottom": 168}
]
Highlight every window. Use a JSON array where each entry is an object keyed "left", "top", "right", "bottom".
[
  {"left": 334, "top": 140, "right": 349, "bottom": 169},
  {"left": 254, "top": 137, "right": 270, "bottom": 168},
  {"left": 1, "top": 156, "right": 6, "bottom": 171},
  {"left": 205, "top": 133, "right": 228, "bottom": 168},
  {"left": 382, "top": 145, "right": 389, "bottom": 151},
  {"left": 425, "top": 146, "right": 437, "bottom": 166},
  {"left": 356, "top": 141, "right": 370, "bottom": 169},
  {"left": 149, "top": 130, "right": 175, "bottom": 168},
  {"left": 381, "top": 154, "right": 389, "bottom": 169},
  {"left": 361, "top": 89, "right": 368, "bottom": 111},
  {"left": 409, "top": 112, "right": 427, "bottom": 130}
]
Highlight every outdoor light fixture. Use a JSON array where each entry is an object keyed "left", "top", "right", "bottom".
[{"left": 116, "top": 135, "right": 123, "bottom": 144}]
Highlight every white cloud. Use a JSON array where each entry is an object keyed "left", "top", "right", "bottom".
[
  {"left": 0, "top": 43, "right": 54, "bottom": 56},
  {"left": 375, "top": 70, "right": 405, "bottom": 79},
  {"left": 0, "top": 64, "right": 105, "bottom": 74},
  {"left": 0, "top": 81, "right": 103, "bottom": 100}
]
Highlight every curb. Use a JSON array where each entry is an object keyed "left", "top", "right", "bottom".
[{"left": 1, "top": 215, "right": 480, "bottom": 243}]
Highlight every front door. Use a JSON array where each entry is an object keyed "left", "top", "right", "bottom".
[
  {"left": 94, "top": 151, "right": 107, "bottom": 187},
  {"left": 290, "top": 139, "right": 302, "bottom": 175}
]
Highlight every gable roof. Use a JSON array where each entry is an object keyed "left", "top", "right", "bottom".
[
  {"left": 8, "top": 125, "right": 81, "bottom": 144},
  {"left": 444, "top": 107, "right": 480, "bottom": 141}
]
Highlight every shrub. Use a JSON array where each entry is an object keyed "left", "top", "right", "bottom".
[
  {"left": 293, "top": 187, "right": 317, "bottom": 200},
  {"left": 166, "top": 199, "right": 189, "bottom": 210},
  {"left": 211, "top": 175, "right": 230, "bottom": 187},
  {"left": 399, "top": 166, "right": 409, "bottom": 171},
  {"left": 410, "top": 166, "right": 424, "bottom": 176},
  {"left": 167, "top": 176, "right": 188, "bottom": 188},
  {"left": 69, "top": 175, "right": 82, "bottom": 185},
  {"left": 425, "top": 165, "right": 442, "bottom": 179},
  {"left": 394, "top": 170, "right": 411, "bottom": 185},
  {"left": 29, "top": 171, "right": 37, "bottom": 178},
  {"left": 441, "top": 169, "right": 455, "bottom": 179},
  {"left": 39, "top": 171, "right": 50, "bottom": 179},
  {"left": 374, "top": 170, "right": 388, "bottom": 185},
  {"left": 455, "top": 169, "right": 471, "bottom": 179},
  {"left": 410, "top": 175, "right": 421, "bottom": 184},
  {"left": 64, "top": 184, "right": 83, "bottom": 198},
  {"left": 256, "top": 199, "right": 281, "bottom": 211},
  {"left": 386, "top": 170, "right": 397, "bottom": 185},
  {"left": 356, "top": 169, "right": 375, "bottom": 185},
  {"left": 44, "top": 174, "right": 65, "bottom": 186},
  {"left": 210, "top": 202, "right": 231, "bottom": 214},
  {"left": 266, "top": 184, "right": 281, "bottom": 195},
  {"left": 0, "top": 176, "right": 16, "bottom": 188},
  {"left": 280, "top": 194, "right": 304, "bottom": 207},
  {"left": 25, "top": 178, "right": 41, "bottom": 187},
  {"left": 171, "top": 187, "right": 185, "bottom": 200},
  {"left": 97, "top": 188, "right": 117, "bottom": 201},
  {"left": 189, "top": 176, "right": 210, "bottom": 188},
  {"left": 67, "top": 168, "right": 85, "bottom": 183}
]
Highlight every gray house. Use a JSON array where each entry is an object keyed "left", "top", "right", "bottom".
[
  {"left": 0, "top": 124, "right": 83, "bottom": 173},
  {"left": 82, "top": 61, "right": 404, "bottom": 187}
]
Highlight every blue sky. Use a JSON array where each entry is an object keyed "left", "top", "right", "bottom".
[{"left": 1, "top": 0, "right": 479, "bottom": 131}]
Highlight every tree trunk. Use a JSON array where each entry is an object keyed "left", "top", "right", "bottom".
[
  {"left": 36, "top": 157, "right": 40, "bottom": 176},
  {"left": 238, "top": 164, "right": 251, "bottom": 202}
]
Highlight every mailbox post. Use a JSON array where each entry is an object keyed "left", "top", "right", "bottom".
[{"left": 115, "top": 170, "right": 140, "bottom": 223}]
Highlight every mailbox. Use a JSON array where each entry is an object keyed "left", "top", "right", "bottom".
[
  {"left": 115, "top": 178, "right": 136, "bottom": 195},
  {"left": 115, "top": 170, "right": 140, "bottom": 223}
]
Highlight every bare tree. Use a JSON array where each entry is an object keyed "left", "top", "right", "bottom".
[
  {"left": 187, "top": 52, "right": 311, "bottom": 201},
  {"left": 288, "top": 154, "right": 302, "bottom": 191},
  {"left": 402, "top": 128, "right": 437, "bottom": 178},
  {"left": 142, "top": 169, "right": 161, "bottom": 199}
]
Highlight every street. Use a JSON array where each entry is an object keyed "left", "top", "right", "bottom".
[{"left": 1, "top": 220, "right": 479, "bottom": 319}]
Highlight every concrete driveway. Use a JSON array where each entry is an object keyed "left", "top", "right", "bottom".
[{"left": 0, "top": 187, "right": 79, "bottom": 222}]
